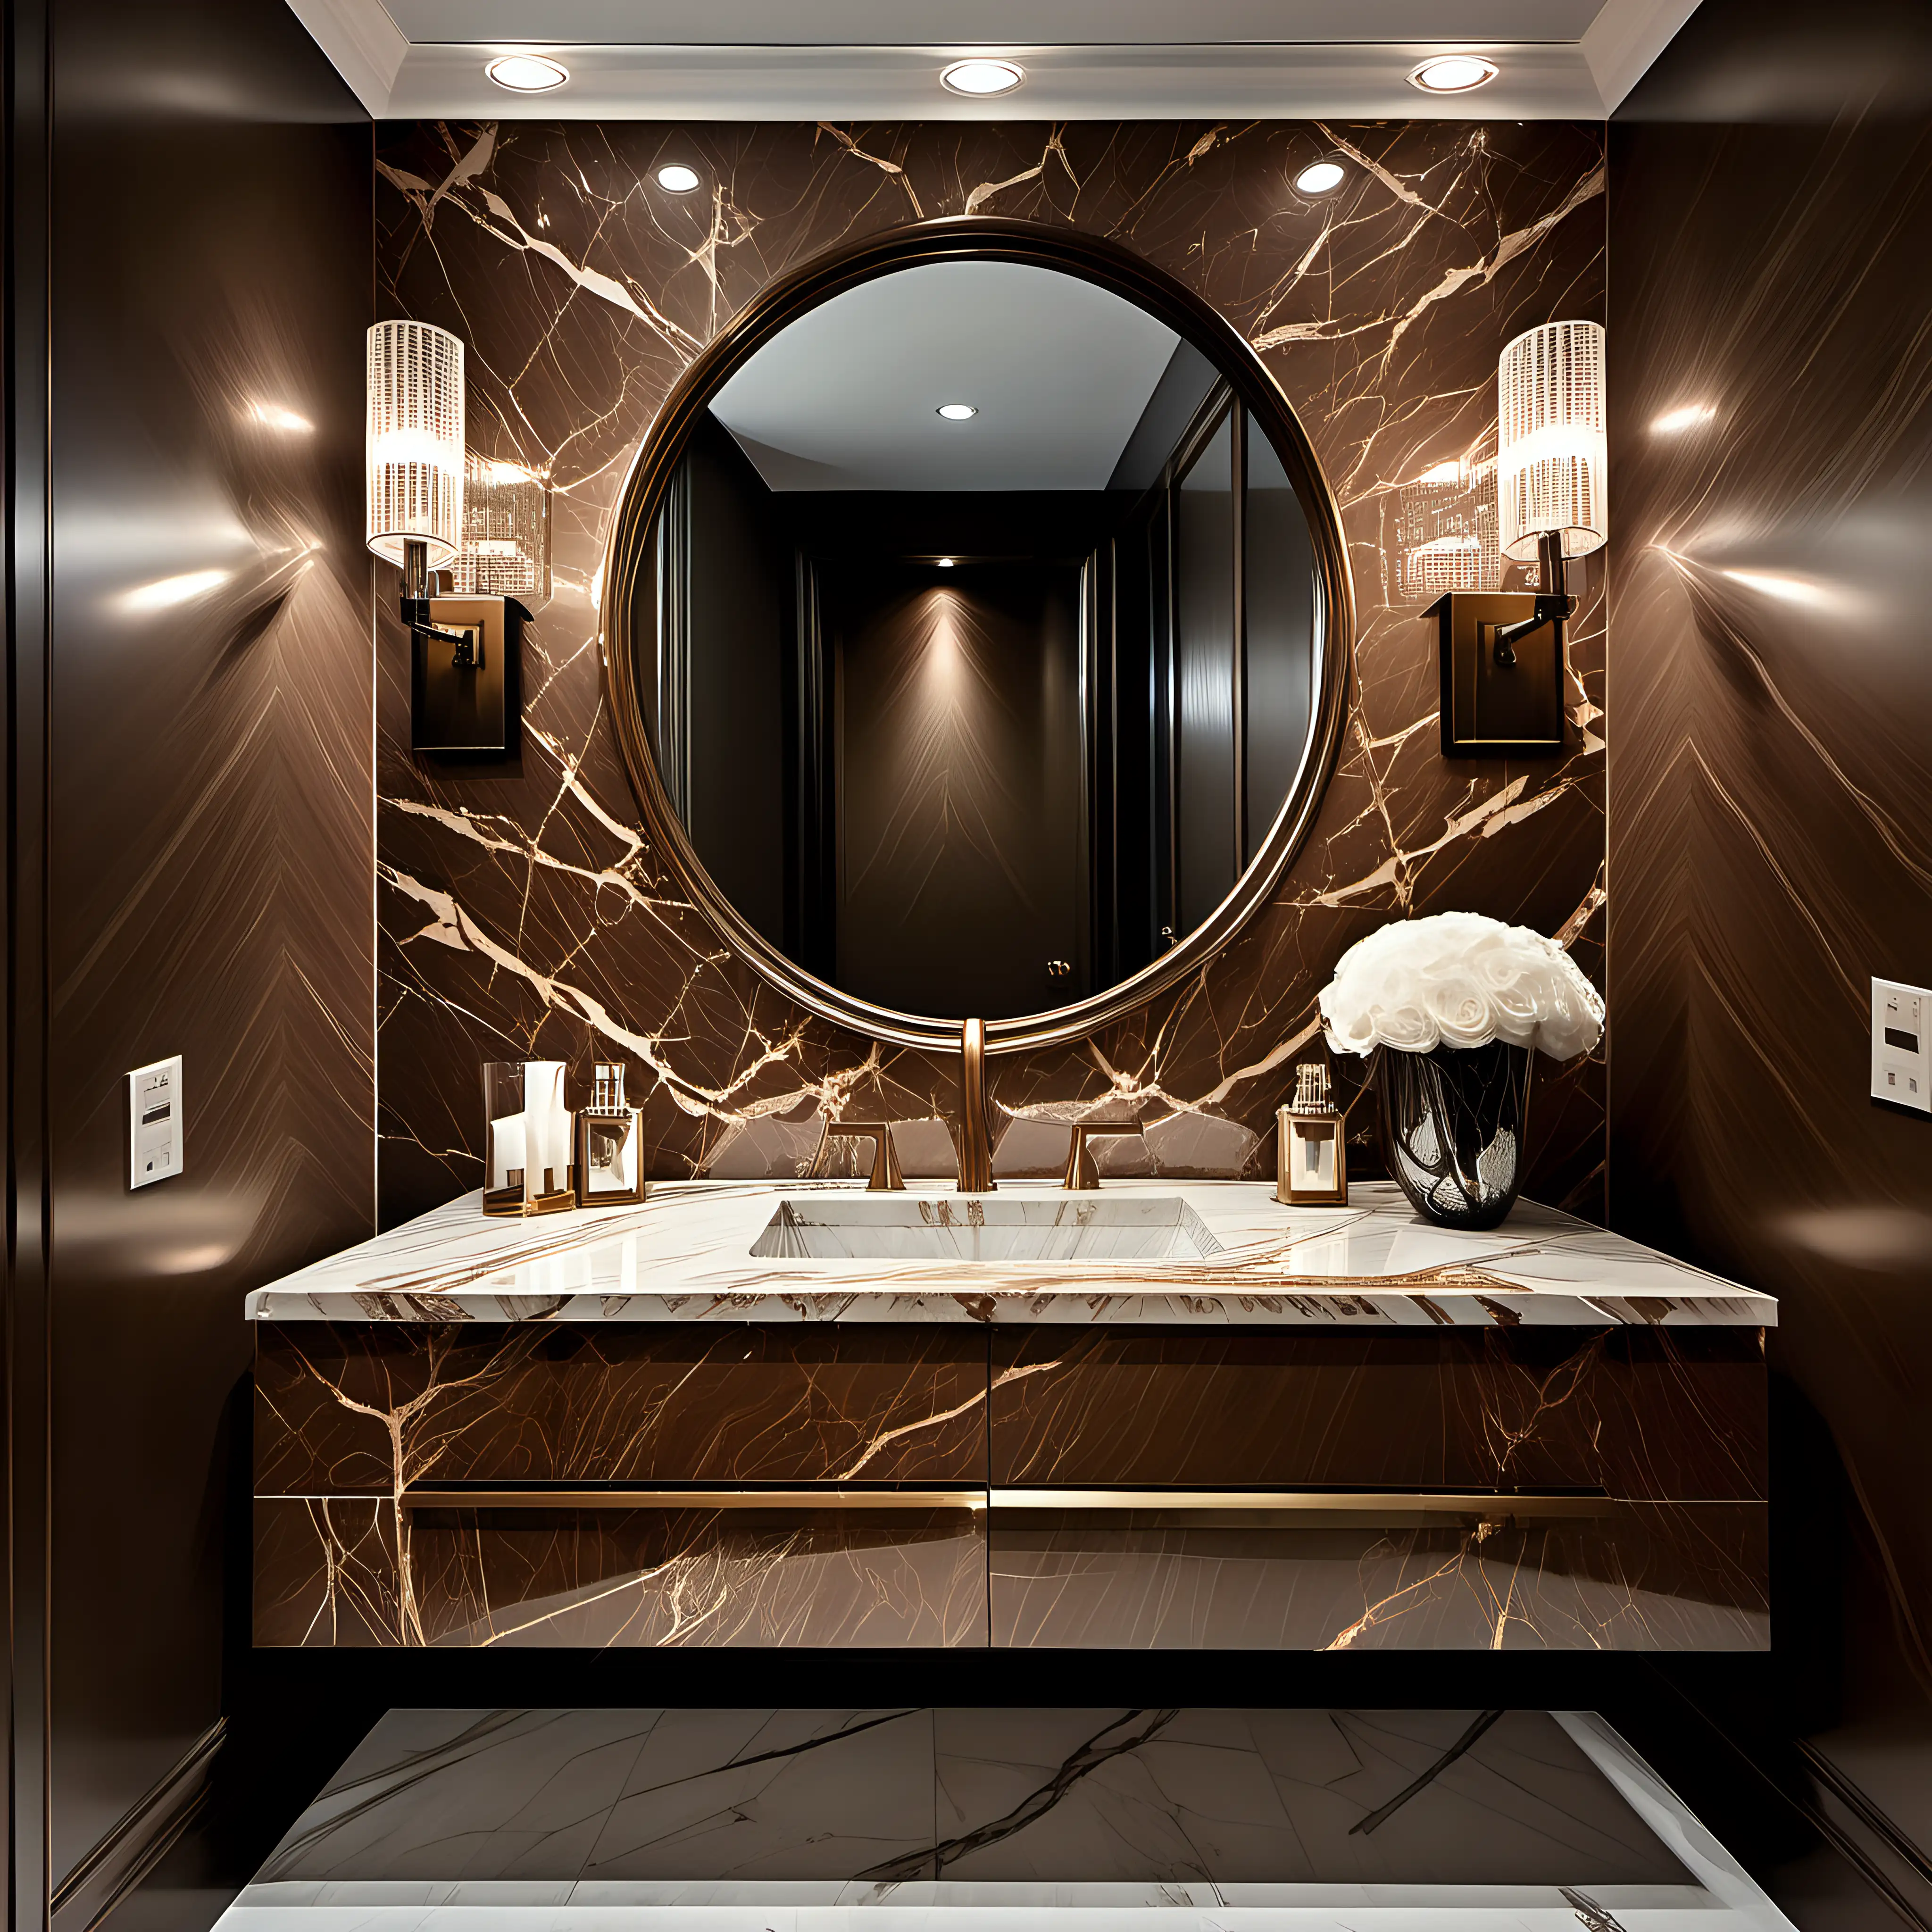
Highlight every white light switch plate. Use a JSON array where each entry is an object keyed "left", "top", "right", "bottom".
[
  {"left": 128, "top": 1055, "right": 183, "bottom": 1187},
  {"left": 1872, "top": 980, "right": 1932, "bottom": 1115}
]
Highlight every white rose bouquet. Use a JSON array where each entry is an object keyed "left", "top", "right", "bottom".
[{"left": 1318, "top": 911, "right": 1604, "bottom": 1061}]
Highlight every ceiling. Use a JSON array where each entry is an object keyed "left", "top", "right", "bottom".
[
  {"left": 709, "top": 261, "right": 1181, "bottom": 493},
  {"left": 286, "top": 0, "right": 1706, "bottom": 119}
]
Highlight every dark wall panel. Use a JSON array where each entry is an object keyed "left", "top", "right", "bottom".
[
  {"left": 47, "top": 0, "right": 373, "bottom": 1883},
  {"left": 372, "top": 120, "right": 1607, "bottom": 1211},
  {"left": 1607, "top": 0, "right": 1932, "bottom": 1859},
  {"left": 829, "top": 560, "right": 1086, "bottom": 1017},
  {"left": 682, "top": 413, "right": 789, "bottom": 948}
]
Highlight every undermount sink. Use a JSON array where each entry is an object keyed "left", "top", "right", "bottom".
[{"left": 749, "top": 1195, "right": 1224, "bottom": 1263}]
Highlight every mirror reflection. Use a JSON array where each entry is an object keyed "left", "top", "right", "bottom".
[{"left": 641, "top": 258, "right": 1325, "bottom": 1022}]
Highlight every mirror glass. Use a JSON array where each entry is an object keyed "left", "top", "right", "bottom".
[{"left": 633, "top": 257, "right": 1331, "bottom": 1024}]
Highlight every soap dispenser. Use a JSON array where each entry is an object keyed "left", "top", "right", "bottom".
[
  {"left": 1277, "top": 1061, "right": 1348, "bottom": 1207},
  {"left": 575, "top": 1060, "right": 647, "bottom": 1207}
]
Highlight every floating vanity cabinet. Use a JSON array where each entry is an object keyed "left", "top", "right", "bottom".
[{"left": 247, "top": 1180, "right": 1774, "bottom": 1652}]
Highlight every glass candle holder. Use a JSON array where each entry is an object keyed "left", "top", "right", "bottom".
[{"left": 481, "top": 1059, "right": 575, "bottom": 1216}]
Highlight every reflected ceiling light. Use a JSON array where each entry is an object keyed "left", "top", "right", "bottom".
[
  {"left": 1651, "top": 402, "right": 1717, "bottom": 434},
  {"left": 1294, "top": 160, "right": 1345, "bottom": 195},
  {"left": 247, "top": 400, "right": 313, "bottom": 433},
  {"left": 936, "top": 402, "right": 978, "bottom": 420},
  {"left": 941, "top": 58, "right": 1024, "bottom": 96},
  {"left": 1408, "top": 54, "right": 1499, "bottom": 93},
  {"left": 484, "top": 53, "right": 569, "bottom": 92},
  {"left": 120, "top": 567, "right": 232, "bottom": 613},
  {"left": 656, "top": 163, "right": 701, "bottom": 193},
  {"left": 937, "top": 557, "right": 955, "bottom": 568}
]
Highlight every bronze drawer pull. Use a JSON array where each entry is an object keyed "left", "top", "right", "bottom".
[
  {"left": 395, "top": 1485, "right": 1612, "bottom": 1520},
  {"left": 399, "top": 1486, "right": 986, "bottom": 1512},
  {"left": 988, "top": 1488, "right": 1618, "bottom": 1519}
]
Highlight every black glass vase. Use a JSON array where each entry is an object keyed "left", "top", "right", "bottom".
[{"left": 1376, "top": 1040, "right": 1534, "bottom": 1230}]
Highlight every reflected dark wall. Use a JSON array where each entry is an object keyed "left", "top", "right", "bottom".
[
  {"left": 683, "top": 414, "right": 789, "bottom": 948},
  {"left": 831, "top": 561, "right": 1087, "bottom": 1017},
  {"left": 1175, "top": 413, "right": 1237, "bottom": 933},
  {"left": 1607, "top": 0, "right": 1932, "bottom": 1858},
  {"left": 46, "top": 0, "right": 372, "bottom": 1885}
]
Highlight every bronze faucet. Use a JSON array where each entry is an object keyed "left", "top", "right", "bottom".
[
  {"left": 956, "top": 1017, "right": 995, "bottom": 1192},
  {"left": 1062, "top": 1121, "right": 1143, "bottom": 1191},
  {"left": 808, "top": 1121, "right": 904, "bottom": 1191}
]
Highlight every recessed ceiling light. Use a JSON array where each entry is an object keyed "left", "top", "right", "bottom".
[
  {"left": 1294, "top": 160, "right": 1345, "bottom": 195},
  {"left": 937, "top": 557, "right": 956, "bottom": 568},
  {"left": 941, "top": 58, "right": 1024, "bottom": 97},
  {"left": 485, "top": 53, "right": 569, "bottom": 92},
  {"left": 1651, "top": 402, "right": 1717, "bottom": 434},
  {"left": 657, "top": 164, "right": 701, "bottom": 193},
  {"left": 1407, "top": 54, "right": 1499, "bottom": 93},
  {"left": 936, "top": 403, "right": 978, "bottom": 421}
]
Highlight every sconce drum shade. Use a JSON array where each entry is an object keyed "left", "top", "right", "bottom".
[
  {"left": 366, "top": 320, "right": 465, "bottom": 566},
  {"left": 1497, "top": 319, "right": 1606, "bottom": 562}
]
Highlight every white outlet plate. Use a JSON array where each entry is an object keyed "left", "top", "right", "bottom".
[
  {"left": 128, "top": 1055, "right": 184, "bottom": 1187},
  {"left": 1871, "top": 980, "right": 1932, "bottom": 1115}
]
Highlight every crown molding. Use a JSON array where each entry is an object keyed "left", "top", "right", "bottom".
[
  {"left": 284, "top": 0, "right": 408, "bottom": 114},
  {"left": 1582, "top": 0, "right": 1704, "bottom": 109},
  {"left": 285, "top": 0, "right": 1705, "bottom": 121}
]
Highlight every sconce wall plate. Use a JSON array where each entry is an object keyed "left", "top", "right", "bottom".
[
  {"left": 413, "top": 594, "right": 531, "bottom": 756},
  {"left": 1427, "top": 590, "right": 1567, "bottom": 757}
]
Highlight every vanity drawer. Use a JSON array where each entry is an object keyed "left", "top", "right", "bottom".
[
  {"left": 988, "top": 1498, "right": 1768, "bottom": 1649},
  {"left": 254, "top": 1494, "right": 986, "bottom": 1648},
  {"left": 255, "top": 1321, "right": 990, "bottom": 1493},
  {"left": 989, "top": 1326, "right": 1765, "bottom": 1499}
]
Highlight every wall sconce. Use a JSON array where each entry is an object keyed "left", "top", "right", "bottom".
[
  {"left": 1430, "top": 319, "right": 1606, "bottom": 756},
  {"left": 366, "top": 320, "right": 528, "bottom": 757}
]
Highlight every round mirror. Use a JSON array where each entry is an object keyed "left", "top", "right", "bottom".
[{"left": 603, "top": 220, "right": 1352, "bottom": 1052}]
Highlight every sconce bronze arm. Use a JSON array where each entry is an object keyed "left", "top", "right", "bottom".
[
  {"left": 400, "top": 534, "right": 482, "bottom": 666},
  {"left": 1487, "top": 531, "right": 1574, "bottom": 666}
]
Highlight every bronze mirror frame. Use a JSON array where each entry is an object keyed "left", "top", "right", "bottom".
[{"left": 601, "top": 215, "right": 1355, "bottom": 1055}]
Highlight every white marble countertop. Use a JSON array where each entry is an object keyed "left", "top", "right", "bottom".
[{"left": 244, "top": 1180, "right": 1775, "bottom": 1328}]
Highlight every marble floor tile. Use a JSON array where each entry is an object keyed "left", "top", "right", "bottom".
[
  {"left": 582, "top": 1709, "right": 937, "bottom": 1882},
  {"left": 223, "top": 1707, "right": 1795, "bottom": 1932},
  {"left": 923, "top": 1708, "right": 1685, "bottom": 1888},
  {"left": 258, "top": 1710, "right": 665, "bottom": 1883}
]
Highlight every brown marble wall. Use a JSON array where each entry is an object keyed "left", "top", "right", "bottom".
[
  {"left": 374, "top": 119, "right": 1609, "bottom": 1226},
  {"left": 1605, "top": 0, "right": 1932, "bottom": 1854}
]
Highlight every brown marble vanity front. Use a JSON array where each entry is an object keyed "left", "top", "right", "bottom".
[
  {"left": 255, "top": 1321, "right": 989, "bottom": 1493},
  {"left": 987, "top": 1326, "right": 1766, "bottom": 1498}
]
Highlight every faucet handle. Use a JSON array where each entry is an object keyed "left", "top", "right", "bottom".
[
  {"left": 810, "top": 1120, "right": 905, "bottom": 1191},
  {"left": 1062, "top": 1121, "right": 1144, "bottom": 1192}
]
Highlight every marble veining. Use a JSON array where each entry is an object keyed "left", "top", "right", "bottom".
[
  {"left": 374, "top": 119, "right": 1609, "bottom": 1227},
  {"left": 245, "top": 1181, "right": 1773, "bottom": 1326},
  {"left": 226, "top": 1707, "right": 1795, "bottom": 1929}
]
